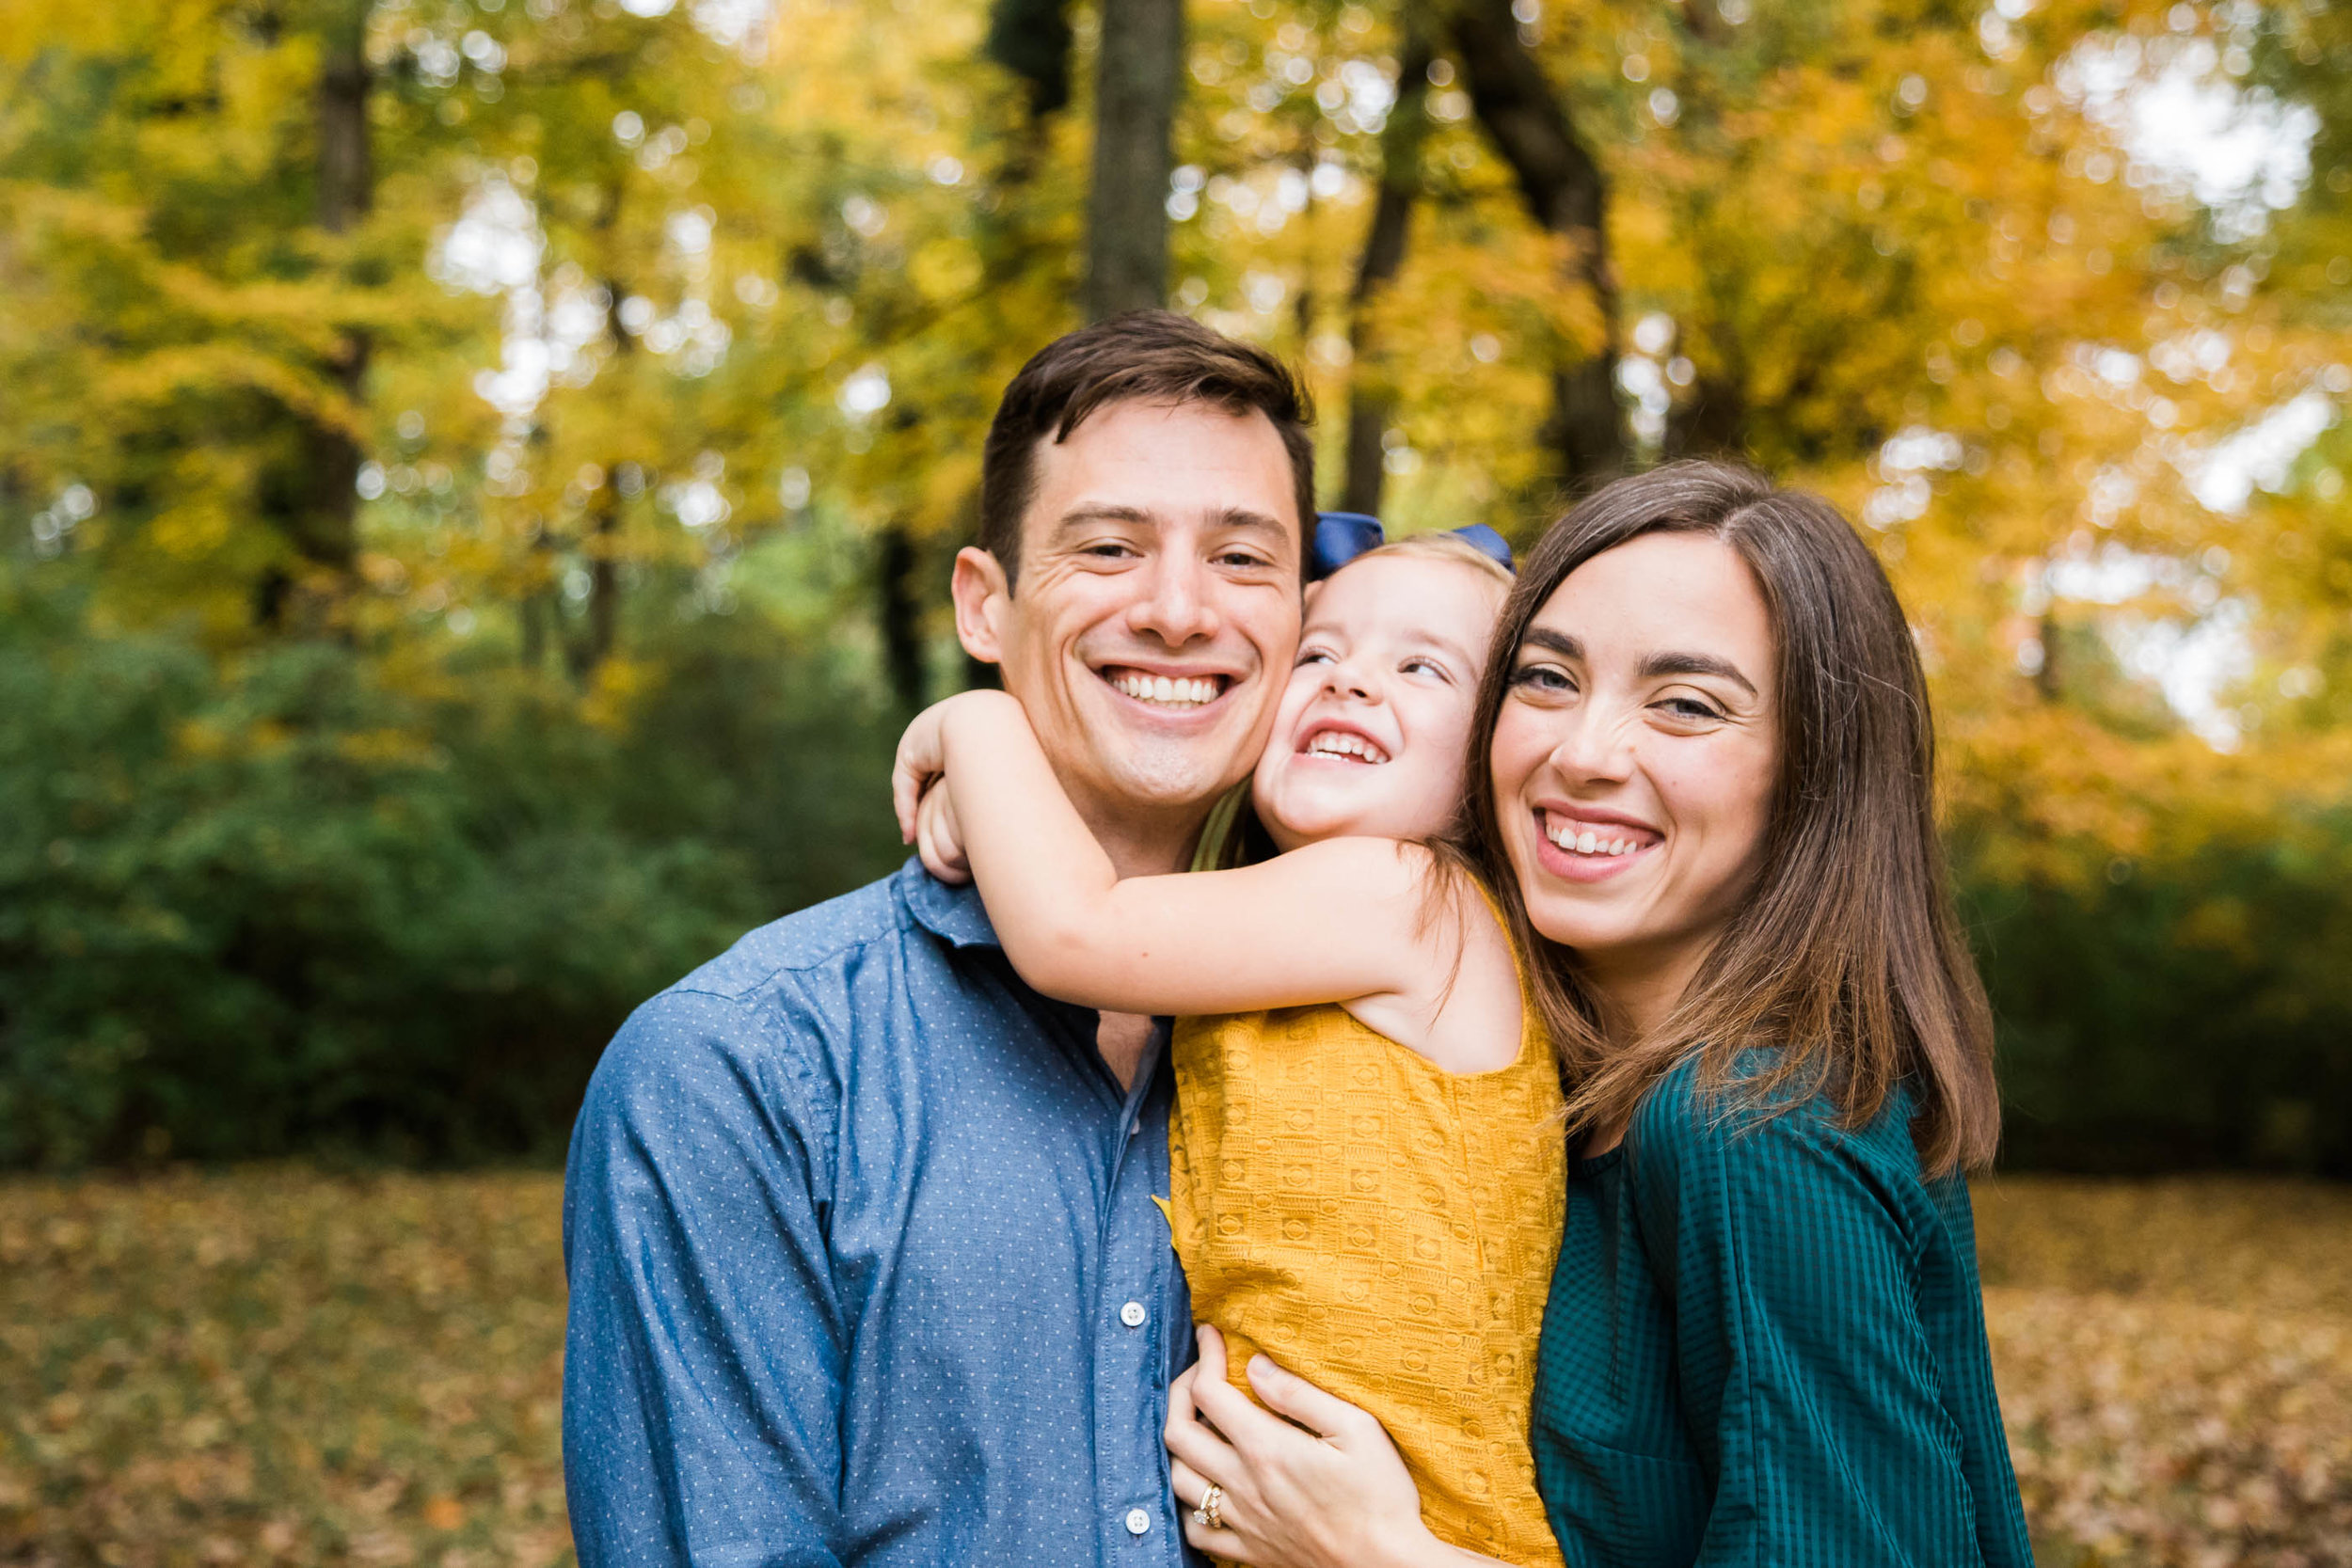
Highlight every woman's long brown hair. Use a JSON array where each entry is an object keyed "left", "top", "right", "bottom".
[{"left": 1450, "top": 461, "right": 2001, "bottom": 1176}]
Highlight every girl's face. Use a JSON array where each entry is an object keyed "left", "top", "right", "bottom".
[
  {"left": 1489, "top": 531, "right": 1779, "bottom": 979},
  {"left": 1252, "top": 554, "right": 1504, "bottom": 851}
]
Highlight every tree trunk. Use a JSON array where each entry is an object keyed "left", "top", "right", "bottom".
[
  {"left": 316, "top": 0, "right": 372, "bottom": 236},
  {"left": 1662, "top": 373, "right": 1745, "bottom": 458},
  {"left": 276, "top": 0, "right": 372, "bottom": 629},
  {"left": 1343, "top": 30, "right": 1434, "bottom": 518},
  {"left": 1085, "top": 0, "right": 1184, "bottom": 322},
  {"left": 573, "top": 499, "right": 621, "bottom": 681},
  {"left": 877, "top": 524, "right": 929, "bottom": 712},
  {"left": 570, "top": 268, "right": 635, "bottom": 681},
  {"left": 988, "top": 0, "right": 1074, "bottom": 119},
  {"left": 295, "top": 333, "right": 368, "bottom": 578},
  {"left": 520, "top": 579, "right": 549, "bottom": 673},
  {"left": 1449, "top": 0, "right": 1627, "bottom": 490},
  {"left": 958, "top": 9, "right": 1068, "bottom": 692}
]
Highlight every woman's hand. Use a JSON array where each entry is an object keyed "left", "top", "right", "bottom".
[{"left": 1164, "top": 1326, "right": 1496, "bottom": 1568}]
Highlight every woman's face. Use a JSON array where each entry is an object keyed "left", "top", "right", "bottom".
[{"left": 1489, "top": 531, "right": 1779, "bottom": 983}]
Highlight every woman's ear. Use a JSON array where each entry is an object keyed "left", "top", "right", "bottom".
[{"left": 951, "top": 546, "right": 1010, "bottom": 665}]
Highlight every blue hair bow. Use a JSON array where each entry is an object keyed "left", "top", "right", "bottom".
[{"left": 1310, "top": 512, "right": 1515, "bottom": 581}]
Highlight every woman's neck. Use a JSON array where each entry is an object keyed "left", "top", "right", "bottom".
[{"left": 1581, "top": 940, "right": 1709, "bottom": 1047}]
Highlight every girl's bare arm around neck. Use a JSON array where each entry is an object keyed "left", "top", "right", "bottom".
[{"left": 906, "top": 690, "right": 1453, "bottom": 1023}]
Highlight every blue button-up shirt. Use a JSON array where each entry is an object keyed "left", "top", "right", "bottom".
[{"left": 563, "top": 859, "right": 1198, "bottom": 1566}]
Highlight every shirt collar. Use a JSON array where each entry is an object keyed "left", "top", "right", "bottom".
[{"left": 896, "top": 857, "right": 1004, "bottom": 950}]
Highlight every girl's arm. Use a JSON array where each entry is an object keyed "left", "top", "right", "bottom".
[
  {"left": 892, "top": 689, "right": 1441, "bottom": 1019},
  {"left": 1164, "top": 1328, "right": 1516, "bottom": 1568}
]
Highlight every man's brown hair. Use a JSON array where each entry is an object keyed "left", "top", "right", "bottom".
[
  {"left": 1448, "top": 460, "right": 2003, "bottom": 1176},
  {"left": 977, "top": 310, "right": 1316, "bottom": 588}
]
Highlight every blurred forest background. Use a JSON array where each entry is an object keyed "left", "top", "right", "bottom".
[{"left": 4, "top": 0, "right": 2350, "bottom": 1175}]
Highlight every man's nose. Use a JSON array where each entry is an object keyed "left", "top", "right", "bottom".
[{"left": 1126, "top": 555, "right": 1221, "bottom": 645}]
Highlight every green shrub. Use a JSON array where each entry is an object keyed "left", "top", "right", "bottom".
[
  {"left": 1956, "top": 820, "right": 2352, "bottom": 1176},
  {"left": 0, "top": 593, "right": 904, "bottom": 1167},
  {"left": 7, "top": 579, "right": 2350, "bottom": 1174}
]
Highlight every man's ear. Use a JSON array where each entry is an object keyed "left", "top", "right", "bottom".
[{"left": 950, "top": 546, "right": 1010, "bottom": 665}]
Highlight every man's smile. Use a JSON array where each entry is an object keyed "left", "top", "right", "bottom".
[{"left": 1097, "top": 663, "right": 1236, "bottom": 713}]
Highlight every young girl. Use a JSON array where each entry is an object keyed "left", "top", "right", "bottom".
[{"left": 893, "top": 533, "right": 1564, "bottom": 1567}]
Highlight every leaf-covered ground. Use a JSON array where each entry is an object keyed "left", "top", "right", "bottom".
[
  {"left": 1975, "top": 1177, "right": 2352, "bottom": 1567},
  {"left": 2, "top": 1171, "right": 2346, "bottom": 1566},
  {"left": 0, "top": 1171, "right": 570, "bottom": 1567}
]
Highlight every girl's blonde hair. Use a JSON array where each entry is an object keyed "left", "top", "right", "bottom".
[{"left": 1335, "top": 531, "right": 1514, "bottom": 590}]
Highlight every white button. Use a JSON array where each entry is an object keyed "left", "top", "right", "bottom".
[
  {"left": 1120, "top": 1300, "right": 1148, "bottom": 1328},
  {"left": 1124, "top": 1507, "right": 1152, "bottom": 1536}
]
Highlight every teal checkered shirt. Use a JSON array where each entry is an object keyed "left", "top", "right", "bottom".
[{"left": 1532, "top": 1056, "right": 2035, "bottom": 1565}]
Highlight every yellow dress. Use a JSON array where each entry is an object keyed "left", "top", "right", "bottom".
[{"left": 1167, "top": 926, "right": 1568, "bottom": 1567}]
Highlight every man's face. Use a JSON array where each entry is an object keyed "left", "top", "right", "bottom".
[{"left": 954, "top": 398, "right": 1304, "bottom": 832}]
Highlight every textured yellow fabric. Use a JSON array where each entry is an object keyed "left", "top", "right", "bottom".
[{"left": 1168, "top": 924, "right": 1568, "bottom": 1567}]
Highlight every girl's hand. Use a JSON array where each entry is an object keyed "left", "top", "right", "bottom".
[
  {"left": 1165, "top": 1326, "right": 1486, "bottom": 1568},
  {"left": 890, "top": 689, "right": 1023, "bottom": 840},
  {"left": 913, "top": 776, "right": 970, "bottom": 885},
  {"left": 895, "top": 690, "right": 1024, "bottom": 886},
  {"left": 890, "top": 699, "right": 955, "bottom": 844}
]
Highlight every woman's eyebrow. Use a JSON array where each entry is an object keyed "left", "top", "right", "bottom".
[
  {"left": 1520, "top": 628, "right": 1583, "bottom": 660},
  {"left": 1639, "top": 650, "right": 1758, "bottom": 697}
]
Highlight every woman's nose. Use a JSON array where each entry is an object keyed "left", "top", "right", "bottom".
[{"left": 1548, "top": 705, "right": 1634, "bottom": 782}]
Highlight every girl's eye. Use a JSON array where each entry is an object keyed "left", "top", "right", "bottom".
[
  {"left": 1296, "top": 647, "right": 1335, "bottom": 667},
  {"left": 1400, "top": 657, "right": 1452, "bottom": 682}
]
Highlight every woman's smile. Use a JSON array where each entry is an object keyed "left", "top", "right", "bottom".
[{"left": 1533, "top": 806, "right": 1661, "bottom": 880}]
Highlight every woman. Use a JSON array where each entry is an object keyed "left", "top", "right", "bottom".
[{"left": 1165, "top": 462, "right": 2034, "bottom": 1567}]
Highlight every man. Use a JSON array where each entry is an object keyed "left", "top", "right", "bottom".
[{"left": 563, "top": 310, "right": 1313, "bottom": 1565}]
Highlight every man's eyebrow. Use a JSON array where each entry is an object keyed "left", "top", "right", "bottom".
[
  {"left": 1207, "top": 506, "right": 1291, "bottom": 538},
  {"left": 1639, "top": 650, "right": 1758, "bottom": 697},
  {"left": 1050, "top": 503, "right": 1154, "bottom": 531},
  {"left": 1049, "top": 504, "right": 1290, "bottom": 538}
]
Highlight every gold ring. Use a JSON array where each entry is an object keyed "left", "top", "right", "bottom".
[{"left": 1200, "top": 1483, "right": 1226, "bottom": 1531}]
